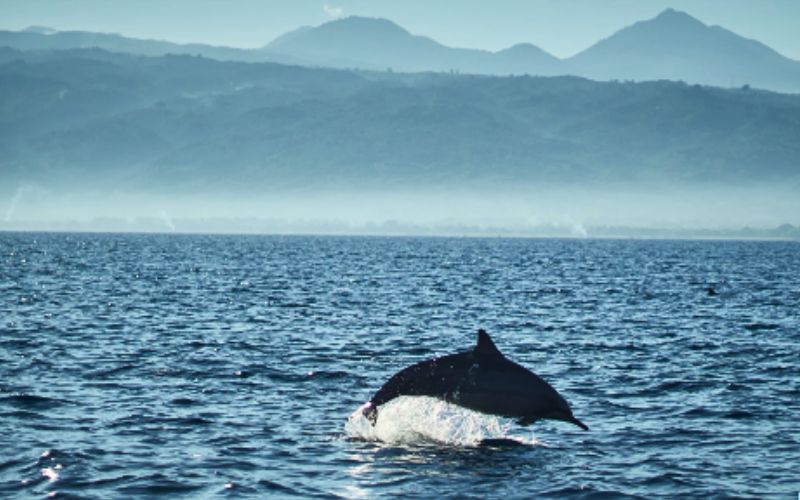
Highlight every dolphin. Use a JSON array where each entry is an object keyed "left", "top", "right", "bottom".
[{"left": 363, "top": 329, "right": 588, "bottom": 430}]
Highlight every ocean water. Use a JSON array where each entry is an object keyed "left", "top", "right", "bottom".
[{"left": 1, "top": 232, "right": 798, "bottom": 499}]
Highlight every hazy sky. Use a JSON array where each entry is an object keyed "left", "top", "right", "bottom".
[{"left": 1, "top": 0, "right": 799, "bottom": 59}]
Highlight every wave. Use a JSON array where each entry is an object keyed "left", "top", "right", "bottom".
[
  {"left": 0, "top": 394, "right": 71, "bottom": 410},
  {"left": 743, "top": 322, "right": 780, "bottom": 331}
]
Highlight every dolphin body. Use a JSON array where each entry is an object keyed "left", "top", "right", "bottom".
[{"left": 363, "top": 329, "right": 588, "bottom": 430}]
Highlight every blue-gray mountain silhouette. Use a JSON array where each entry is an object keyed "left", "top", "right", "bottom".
[
  {"left": 2, "top": 9, "right": 798, "bottom": 92},
  {"left": 263, "top": 10, "right": 800, "bottom": 92},
  {"left": 1, "top": 48, "right": 798, "bottom": 196},
  {"left": 264, "top": 16, "right": 563, "bottom": 75},
  {"left": 566, "top": 8, "right": 800, "bottom": 93}
]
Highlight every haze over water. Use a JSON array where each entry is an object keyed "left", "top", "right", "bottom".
[
  {"left": 2, "top": 3, "right": 800, "bottom": 235},
  {"left": 1, "top": 233, "right": 798, "bottom": 497}
]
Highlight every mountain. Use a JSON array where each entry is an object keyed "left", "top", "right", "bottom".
[
  {"left": 567, "top": 8, "right": 800, "bottom": 93},
  {"left": 263, "top": 16, "right": 563, "bottom": 75},
  {"left": 0, "top": 27, "right": 305, "bottom": 65},
  {"left": 262, "top": 11, "right": 800, "bottom": 91},
  {"left": 1, "top": 48, "right": 798, "bottom": 198},
  {"left": 0, "top": 19, "right": 563, "bottom": 77},
  {"left": 1, "top": 10, "right": 799, "bottom": 92}
]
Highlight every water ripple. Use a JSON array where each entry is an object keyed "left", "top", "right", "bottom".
[{"left": 0, "top": 233, "right": 798, "bottom": 498}]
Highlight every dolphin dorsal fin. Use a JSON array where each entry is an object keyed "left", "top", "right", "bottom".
[{"left": 474, "top": 329, "right": 504, "bottom": 362}]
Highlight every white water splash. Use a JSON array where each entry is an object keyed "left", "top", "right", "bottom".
[
  {"left": 345, "top": 396, "right": 540, "bottom": 447},
  {"left": 3, "top": 185, "right": 48, "bottom": 222},
  {"left": 3, "top": 186, "right": 27, "bottom": 222},
  {"left": 41, "top": 467, "right": 59, "bottom": 482},
  {"left": 159, "top": 210, "right": 176, "bottom": 232}
]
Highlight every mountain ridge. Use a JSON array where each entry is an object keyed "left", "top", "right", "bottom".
[
  {"left": 0, "top": 47, "right": 798, "bottom": 229},
  {"left": 566, "top": 8, "right": 800, "bottom": 92},
  {"left": 265, "top": 15, "right": 561, "bottom": 74},
  {"left": 2, "top": 9, "right": 798, "bottom": 92},
  {"left": 1, "top": 47, "right": 798, "bottom": 195}
]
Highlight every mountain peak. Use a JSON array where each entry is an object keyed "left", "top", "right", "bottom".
[
  {"left": 581, "top": 7, "right": 710, "bottom": 48},
  {"left": 567, "top": 6, "right": 800, "bottom": 92},
  {"left": 497, "top": 43, "right": 558, "bottom": 62},
  {"left": 650, "top": 8, "right": 707, "bottom": 29},
  {"left": 502, "top": 43, "right": 542, "bottom": 53},
  {"left": 317, "top": 16, "right": 411, "bottom": 37},
  {"left": 266, "top": 15, "right": 414, "bottom": 54}
]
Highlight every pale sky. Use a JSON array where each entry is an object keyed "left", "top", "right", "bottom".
[{"left": 1, "top": 0, "right": 798, "bottom": 59}]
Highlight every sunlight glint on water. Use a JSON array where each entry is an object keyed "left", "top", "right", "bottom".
[{"left": 1, "top": 233, "right": 798, "bottom": 498}]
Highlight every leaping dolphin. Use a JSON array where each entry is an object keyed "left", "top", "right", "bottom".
[{"left": 363, "top": 329, "right": 588, "bottom": 430}]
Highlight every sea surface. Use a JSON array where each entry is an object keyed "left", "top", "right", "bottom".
[{"left": 1, "top": 232, "right": 798, "bottom": 499}]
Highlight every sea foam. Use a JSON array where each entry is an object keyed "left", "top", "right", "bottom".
[{"left": 345, "top": 396, "right": 539, "bottom": 447}]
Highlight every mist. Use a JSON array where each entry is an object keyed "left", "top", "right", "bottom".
[
  {"left": 2, "top": 184, "right": 798, "bottom": 237},
  {"left": 1, "top": 9, "right": 799, "bottom": 239}
]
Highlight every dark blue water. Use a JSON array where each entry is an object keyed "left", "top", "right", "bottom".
[{"left": 1, "top": 233, "right": 798, "bottom": 498}]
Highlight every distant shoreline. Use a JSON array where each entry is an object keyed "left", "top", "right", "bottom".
[{"left": 2, "top": 221, "right": 798, "bottom": 241}]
